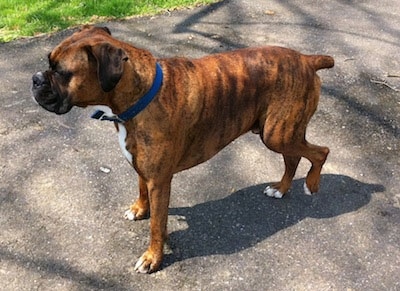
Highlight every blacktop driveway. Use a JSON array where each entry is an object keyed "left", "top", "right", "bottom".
[{"left": 1, "top": 0, "right": 399, "bottom": 290}]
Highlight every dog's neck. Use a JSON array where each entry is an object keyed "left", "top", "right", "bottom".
[{"left": 91, "top": 62, "right": 163, "bottom": 123}]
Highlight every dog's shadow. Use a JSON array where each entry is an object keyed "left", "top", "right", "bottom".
[{"left": 164, "top": 174, "right": 384, "bottom": 267}]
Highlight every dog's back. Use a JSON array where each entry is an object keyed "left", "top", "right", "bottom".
[{"left": 156, "top": 46, "right": 334, "bottom": 172}]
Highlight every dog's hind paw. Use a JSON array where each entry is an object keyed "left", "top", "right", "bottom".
[
  {"left": 124, "top": 209, "right": 136, "bottom": 220},
  {"left": 303, "top": 182, "right": 315, "bottom": 196},
  {"left": 264, "top": 186, "right": 283, "bottom": 198}
]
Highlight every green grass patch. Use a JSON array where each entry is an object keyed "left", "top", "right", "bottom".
[{"left": 0, "top": 0, "right": 217, "bottom": 42}]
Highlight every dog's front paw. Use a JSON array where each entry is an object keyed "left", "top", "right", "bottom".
[
  {"left": 123, "top": 209, "right": 149, "bottom": 220},
  {"left": 134, "top": 250, "right": 162, "bottom": 274},
  {"left": 264, "top": 186, "right": 284, "bottom": 198},
  {"left": 124, "top": 209, "right": 136, "bottom": 220},
  {"left": 124, "top": 202, "right": 149, "bottom": 221}
]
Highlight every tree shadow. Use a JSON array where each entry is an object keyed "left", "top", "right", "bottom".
[
  {"left": 172, "top": 0, "right": 247, "bottom": 51},
  {"left": 324, "top": 85, "right": 400, "bottom": 139},
  {"left": 0, "top": 247, "right": 122, "bottom": 290},
  {"left": 163, "top": 174, "right": 384, "bottom": 268}
]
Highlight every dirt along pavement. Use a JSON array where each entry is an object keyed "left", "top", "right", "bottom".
[{"left": 1, "top": 0, "right": 399, "bottom": 290}]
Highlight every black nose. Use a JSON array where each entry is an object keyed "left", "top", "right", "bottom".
[{"left": 32, "top": 72, "right": 47, "bottom": 88}]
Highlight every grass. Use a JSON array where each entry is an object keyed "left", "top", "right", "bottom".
[{"left": 0, "top": 0, "right": 217, "bottom": 42}]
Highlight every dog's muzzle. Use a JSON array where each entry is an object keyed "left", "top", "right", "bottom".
[{"left": 31, "top": 72, "right": 73, "bottom": 115}]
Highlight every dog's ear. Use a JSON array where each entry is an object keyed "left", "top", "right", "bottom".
[
  {"left": 89, "top": 43, "right": 128, "bottom": 92},
  {"left": 100, "top": 26, "right": 112, "bottom": 35},
  {"left": 79, "top": 25, "right": 111, "bottom": 35}
]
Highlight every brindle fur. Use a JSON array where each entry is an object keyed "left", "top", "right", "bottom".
[{"left": 32, "top": 26, "right": 334, "bottom": 273}]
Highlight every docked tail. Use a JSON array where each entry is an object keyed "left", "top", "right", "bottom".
[{"left": 309, "top": 55, "right": 335, "bottom": 71}]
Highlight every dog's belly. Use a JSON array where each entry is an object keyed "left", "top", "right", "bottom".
[
  {"left": 175, "top": 119, "right": 256, "bottom": 172},
  {"left": 174, "top": 110, "right": 260, "bottom": 172},
  {"left": 176, "top": 140, "right": 236, "bottom": 172}
]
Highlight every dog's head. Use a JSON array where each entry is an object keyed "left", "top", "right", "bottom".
[{"left": 32, "top": 25, "right": 128, "bottom": 114}]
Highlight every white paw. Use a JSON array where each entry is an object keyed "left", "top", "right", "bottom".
[
  {"left": 134, "top": 258, "right": 147, "bottom": 274},
  {"left": 264, "top": 186, "right": 283, "bottom": 198},
  {"left": 303, "top": 182, "right": 313, "bottom": 195},
  {"left": 124, "top": 209, "right": 135, "bottom": 220},
  {"left": 134, "top": 256, "right": 149, "bottom": 274}
]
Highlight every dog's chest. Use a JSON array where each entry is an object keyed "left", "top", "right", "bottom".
[
  {"left": 116, "top": 123, "right": 133, "bottom": 163},
  {"left": 93, "top": 106, "right": 133, "bottom": 164}
]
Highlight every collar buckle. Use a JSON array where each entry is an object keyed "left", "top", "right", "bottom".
[{"left": 91, "top": 109, "right": 125, "bottom": 123}]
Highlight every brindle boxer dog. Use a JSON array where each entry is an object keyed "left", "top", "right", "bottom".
[{"left": 32, "top": 25, "right": 334, "bottom": 273}]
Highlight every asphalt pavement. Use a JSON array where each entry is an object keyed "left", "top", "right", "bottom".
[{"left": 1, "top": 0, "right": 399, "bottom": 290}]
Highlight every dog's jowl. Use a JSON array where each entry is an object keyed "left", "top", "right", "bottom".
[{"left": 32, "top": 25, "right": 334, "bottom": 273}]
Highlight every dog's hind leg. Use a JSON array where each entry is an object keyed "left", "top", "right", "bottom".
[
  {"left": 263, "top": 133, "right": 329, "bottom": 197},
  {"left": 299, "top": 141, "right": 329, "bottom": 195},
  {"left": 261, "top": 102, "right": 328, "bottom": 197},
  {"left": 264, "top": 155, "right": 301, "bottom": 198}
]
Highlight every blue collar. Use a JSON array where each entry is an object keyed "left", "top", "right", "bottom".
[{"left": 91, "top": 62, "right": 163, "bottom": 123}]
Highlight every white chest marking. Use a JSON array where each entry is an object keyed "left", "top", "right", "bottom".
[
  {"left": 117, "top": 122, "right": 133, "bottom": 164},
  {"left": 93, "top": 106, "right": 133, "bottom": 164}
]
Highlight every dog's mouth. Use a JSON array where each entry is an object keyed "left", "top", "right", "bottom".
[{"left": 32, "top": 72, "right": 73, "bottom": 115}]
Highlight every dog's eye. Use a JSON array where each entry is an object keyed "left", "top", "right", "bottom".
[
  {"left": 54, "top": 70, "right": 72, "bottom": 83},
  {"left": 56, "top": 70, "right": 70, "bottom": 77}
]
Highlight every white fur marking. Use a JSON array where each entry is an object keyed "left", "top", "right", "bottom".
[
  {"left": 134, "top": 256, "right": 147, "bottom": 273},
  {"left": 92, "top": 105, "right": 133, "bottom": 164},
  {"left": 117, "top": 123, "right": 133, "bottom": 164},
  {"left": 264, "top": 186, "right": 283, "bottom": 199},
  {"left": 303, "top": 182, "right": 313, "bottom": 195},
  {"left": 124, "top": 209, "right": 135, "bottom": 220}
]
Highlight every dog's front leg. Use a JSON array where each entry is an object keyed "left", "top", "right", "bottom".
[
  {"left": 134, "top": 178, "right": 171, "bottom": 273},
  {"left": 124, "top": 176, "right": 150, "bottom": 220}
]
